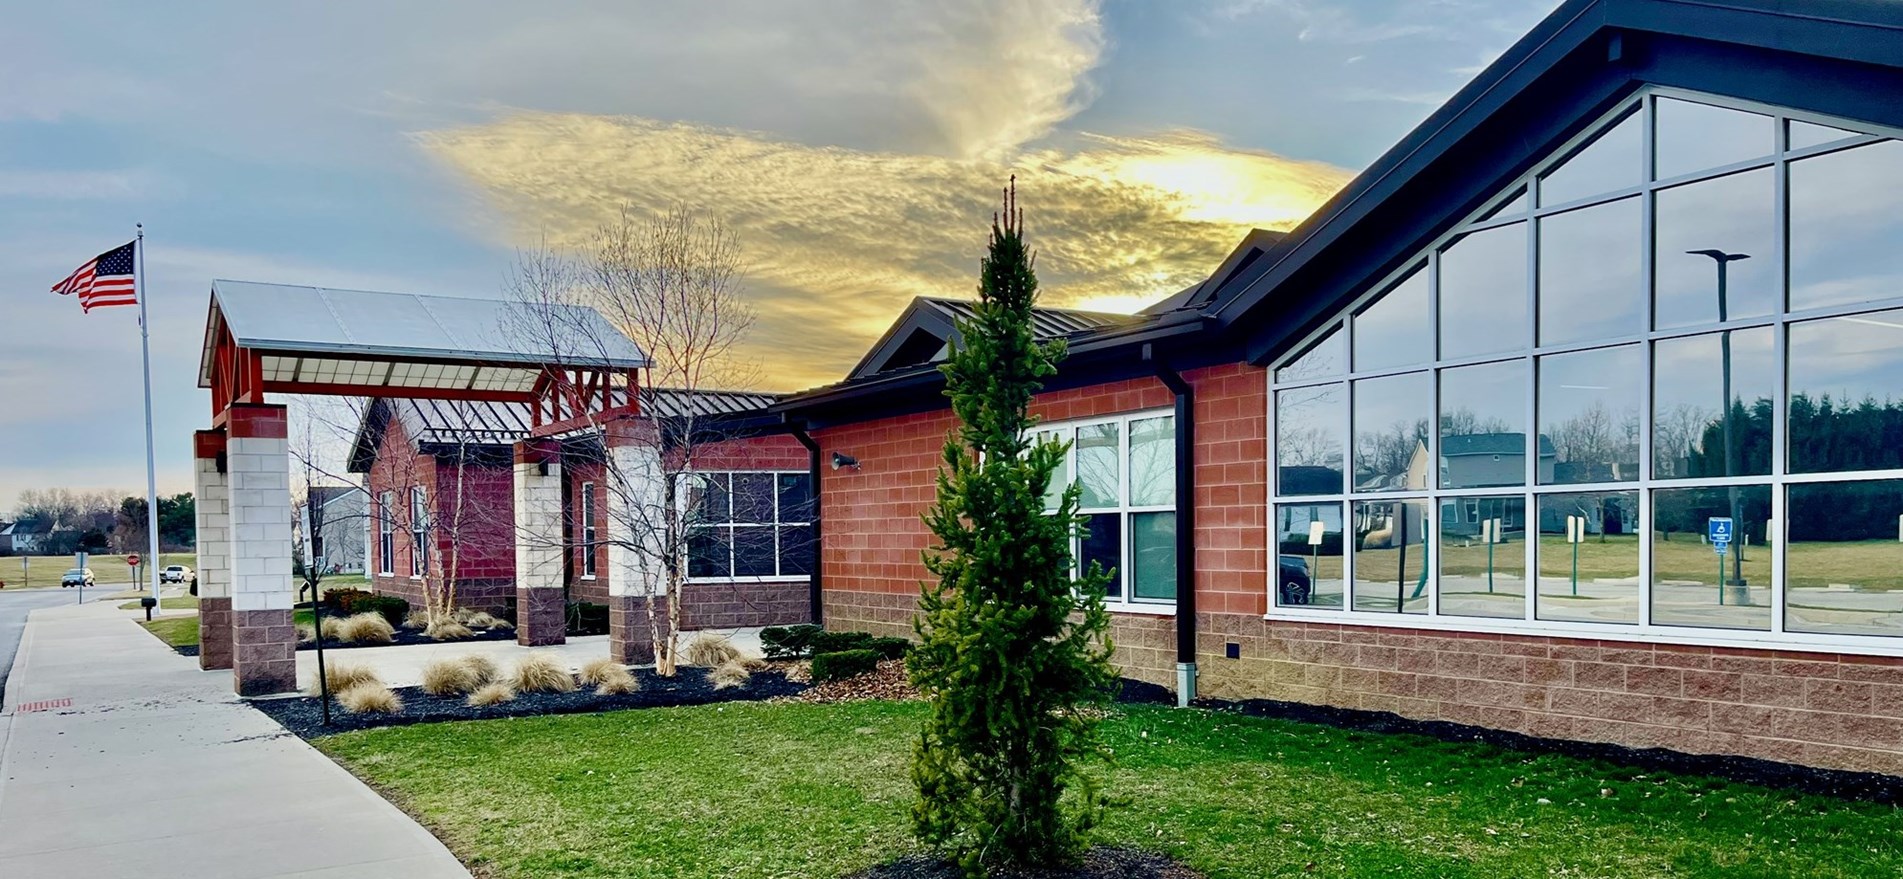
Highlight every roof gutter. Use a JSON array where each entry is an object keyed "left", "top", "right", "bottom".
[
  {"left": 786, "top": 418, "right": 824, "bottom": 626},
  {"left": 1143, "top": 343, "right": 1197, "bottom": 708}
]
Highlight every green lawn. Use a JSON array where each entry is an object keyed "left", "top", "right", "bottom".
[
  {"left": 119, "top": 595, "right": 199, "bottom": 611},
  {"left": 140, "top": 616, "right": 199, "bottom": 649},
  {"left": 0, "top": 552, "right": 194, "bottom": 589},
  {"left": 318, "top": 701, "right": 1903, "bottom": 879}
]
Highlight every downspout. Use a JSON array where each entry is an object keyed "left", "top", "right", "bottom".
[
  {"left": 1144, "top": 344, "right": 1197, "bottom": 707},
  {"left": 788, "top": 421, "right": 824, "bottom": 626}
]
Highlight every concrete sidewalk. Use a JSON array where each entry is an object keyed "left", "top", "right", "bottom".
[{"left": 0, "top": 601, "right": 470, "bottom": 879}]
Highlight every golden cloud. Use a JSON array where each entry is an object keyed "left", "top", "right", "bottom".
[{"left": 419, "top": 112, "right": 1351, "bottom": 389}]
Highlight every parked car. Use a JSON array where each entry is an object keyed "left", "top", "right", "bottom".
[
  {"left": 61, "top": 567, "right": 95, "bottom": 588},
  {"left": 161, "top": 564, "right": 195, "bottom": 584},
  {"left": 1277, "top": 555, "right": 1312, "bottom": 605}
]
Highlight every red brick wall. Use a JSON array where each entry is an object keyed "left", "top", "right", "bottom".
[
  {"left": 1194, "top": 618, "right": 1903, "bottom": 775},
  {"left": 364, "top": 418, "right": 515, "bottom": 612},
  {"left": 813, "top": 370, "right": 1241, "bottom": 686}
]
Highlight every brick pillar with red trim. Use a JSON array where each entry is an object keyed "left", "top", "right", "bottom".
[
  {"left": 225, "top": 403, "right": 297, "bottom": 697},
  {"left": 604, "top": 418, "right": 667, "bottom": 664},
  {"left": 513, "top": 440, "right": 566, "bottom": 646},
  {"left": 192, "top": 430, "right": 233, "bottom": 670}
]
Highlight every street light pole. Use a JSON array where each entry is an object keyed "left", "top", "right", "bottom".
[{"left": 1688, "top": 249, "right": 1751, "bottom": 600}]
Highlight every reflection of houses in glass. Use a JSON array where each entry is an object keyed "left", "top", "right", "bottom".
[
  {"left": 1278, "top": 464, "right": 1345, "bottom": 496},
  {"left": 1430, "top": 433, "right": 1557, "bottom": 490}
]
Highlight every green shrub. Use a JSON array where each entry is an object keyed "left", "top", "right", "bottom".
[
  {"left": 809, "top": 649, "right": 879, "bottom": 682},
  {"left": 326, "top": 589, "right": 409, "bottom": 627},
  {"left": 567, "top": 601, "right": 609, "bottom": 636},
  {"left": 811, "top": 630, "right": 875, "bottom": 654},
  {"left": 868, "top": 636, "right": 912, "bottom": 660},
  {"left": 760, "top": 624, "right": 823, "bottom": 659}
]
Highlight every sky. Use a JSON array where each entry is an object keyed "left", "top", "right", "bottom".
[{"left": 0, "top": 0, "right": 1557, "bottom": 511}]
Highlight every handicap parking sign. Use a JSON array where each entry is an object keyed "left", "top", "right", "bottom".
[{"left": 1708, "top": 516, "right": 1733, "bottom": 551}]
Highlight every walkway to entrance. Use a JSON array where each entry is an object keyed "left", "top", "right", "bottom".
[{"left": 0, "top": 600, "right": 469, "bottom": 879}]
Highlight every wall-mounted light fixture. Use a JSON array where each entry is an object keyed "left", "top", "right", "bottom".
[{"left": 830, "top": 451, "right": 860, "bottom": 471}]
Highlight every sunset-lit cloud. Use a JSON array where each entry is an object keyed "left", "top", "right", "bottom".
[{"left": 421, "top": 114, "right": 1350, "bottom": 388}]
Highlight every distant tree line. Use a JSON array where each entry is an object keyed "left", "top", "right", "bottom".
[{"left": 7, "top": 488, "right": 194, "bottom": 555}]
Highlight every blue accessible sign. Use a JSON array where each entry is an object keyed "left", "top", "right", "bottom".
[{"left": 1708, "top": 517, "right": 1734, "bottom": 554}]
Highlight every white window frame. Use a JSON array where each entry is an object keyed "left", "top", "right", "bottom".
[
  {"left": 579, "top": 481, "right": 597, "bottom": 579},
  {"left": 1040, "top": 408, "right": 1178, "bottom": 615},
  {"left": 1265, "top": 85, "right": 1903, "bottom": 657},
  {"left": 681, "top": 470, "right": 815, "bottom": 583},
  {"left": 409, "top": 485, "right": 427, "bottom": 580},
  {"left": 377, "top": 490, "right": 394, "bottom": 577}
]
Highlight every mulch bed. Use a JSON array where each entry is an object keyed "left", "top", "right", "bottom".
[
  {"left": 846, "top": 847, "right": 1202, "bottom": 879},
  {"left": 254, "top": 666, "right": 807, "bottom": 738},
  {"left": 297, "top": 625, "right": 518, "bottom": 652}
]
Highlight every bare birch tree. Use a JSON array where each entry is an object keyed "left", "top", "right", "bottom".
[{"left": 506, "top": 207, "right": 756, "bottom": 675}]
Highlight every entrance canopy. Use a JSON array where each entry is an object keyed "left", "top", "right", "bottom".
[{"left": 198, "top": 280, "right": 649, "bottom": 431}]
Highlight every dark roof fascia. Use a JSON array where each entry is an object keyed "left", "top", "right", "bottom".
[
  {"left": 1217, "top": 0, "right": 1903, "bottom": 367},
  {"left": 844, "top": 297, "right": 957, "bottom": 380},
  {"left": 345, "top": 398, "right": 393, "bottom": 474},
  {"left": 775, "top": 313, "right": 1219, "bottom": 428}
]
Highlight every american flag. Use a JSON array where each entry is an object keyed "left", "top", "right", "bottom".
[{"left": 51, "top": 241, "right": 138, "bottom": 312}]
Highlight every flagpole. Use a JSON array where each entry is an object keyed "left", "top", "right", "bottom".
[{"left": 137, "top": 224, "right": 160, "bottom": 606}]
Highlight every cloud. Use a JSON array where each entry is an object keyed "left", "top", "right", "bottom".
[{"left": 418, "top": 112, "right": 1350, "bottom": 388}]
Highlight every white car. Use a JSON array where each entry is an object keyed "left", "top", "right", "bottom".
[{"left": 160, "top": 565, "right": 195, "bottom": 584}]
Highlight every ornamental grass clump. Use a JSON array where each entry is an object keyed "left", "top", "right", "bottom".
[
  {"left": 420, "top": 657, "right": 484, "bottom": 696},
  {"left": 511, "top": 653, "right": 577, "bottom": 693},
  {"left": 908, "top": 182, "right": 1117, "bottom": 877},
  {"left": 310, "top": 662, "right": 381, "bottom": 697},
  {"left": 337, "top": 684, "right": 402, "bottom": 714},
  {"left": 578, "top": 657, "right": 628, "bottom": 686},
  {"left": 465, "top": 682, "right": 517, "bottom": 707},
  {"left": 684, "top": 634, "right": 742, "bottom": 668},
  {"left": 711, "top": 659, "right": 751, "bottom": 690},
  {"left": 337, "top": 612, "right": 395, "bottom": 644},
  {"left": 426, "top": 619, "right": 475, "bottom": 641},
  {"left": 459, "top": 654, "right": 500, "bottom": 685},
  {"left": 583, "top": 658, "right": 640, "bottom": 695}
]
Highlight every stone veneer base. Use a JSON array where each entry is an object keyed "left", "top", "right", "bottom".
[
  {"left": 197, "top": 596, "right": 233, "bottom": 670},
  {"left": 231, "top": 607, "right": 296, "bottom": 696},
  {"left": 610, "top": 595, "right": 669, "bottom": 664},
  {"left": 516, "top": 587, "right": 567, "bottom": 647}
]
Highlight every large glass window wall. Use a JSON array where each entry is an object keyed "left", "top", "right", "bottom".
[{"left": 1269, "top": 88, "right": 1903, "bottom": 649}]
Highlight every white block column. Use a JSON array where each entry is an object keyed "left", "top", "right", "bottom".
[
  {"left": 513, "top": 441, "right": 566, "bottom": 645},
  {"left": 225, "top": 404, "right": 296, "bottom": 696},
  {"left": 605, "top": 420, "right": 668, "bottom": 663},
  {"left": 192, "top": 430, "right": 234, "bottom": 670}
]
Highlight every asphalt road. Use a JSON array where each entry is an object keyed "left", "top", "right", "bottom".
[{"left": 0, "top": 587, "right": 113, "bottom": 706}]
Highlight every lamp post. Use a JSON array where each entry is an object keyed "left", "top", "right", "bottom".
[{"left": 1687, "top": 249, "right": 1751, "bottom": 603}]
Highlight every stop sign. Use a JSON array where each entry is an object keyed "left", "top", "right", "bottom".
[{"left": 126, "top": 553, "right": 141, "bottom": 567}]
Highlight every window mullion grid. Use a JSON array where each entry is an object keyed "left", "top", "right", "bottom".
[
  {"left": 1524, "top": 167, "right": 1541, "bottom": 622},
  {"left": 1426, "top": 247, "right": 1442, "bottom": 618},
  {"left": 1342, "top": 374, "right": 1358, "bottom": 612},
  {"left": 1771, "top": 126, "right": 1791, "bottom": 634},
  {"left": 1638, "top": 99, "right": 1657, "bottom": 626}
]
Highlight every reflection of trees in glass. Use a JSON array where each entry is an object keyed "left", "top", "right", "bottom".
[
  {"left": 1790, "top": 393, "right": 1903, "bottom": 473},
  {"left": 1787, "top": 479, "right": 1903, "bottom": 542},
  {"left": 1549, "top": 402, "right": 1639, "bottom": 478},
  {"left": 1655, "top": 398, "right": 1773, "bottom": 478},
  {"left": 1439, "top": 407, "right": 1513, "bottom": 436},
  {"left": 1276, "top": 385, "right": 1342, "bottom": 468}
]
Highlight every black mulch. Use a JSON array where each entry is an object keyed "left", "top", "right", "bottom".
[
  {"left": 171, "top": 644, "right": 199, "bottom": 657},
  {"left": 254, "top": 666, "right": 808, "bottom": 738},
  {"left": 846, "top": 847, "right": 1202, "bottom": 879},
  {"left": 1198, "top": 695, "right": 1903, "bottom": 804},
  {"left": 297, "top": 625, "right": 516, "bottom": 652}
]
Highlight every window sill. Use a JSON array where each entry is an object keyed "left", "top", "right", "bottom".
[
  {"left": 580, "top": 575, "right": 597, "bottom": 581},
  {"left": 684, "top": 576, "right": 812, "bottom": 585},
  {"left": 1260, "top": 606, "right": 1903, "bottom": 659},
  {"left": 1105, "top": 601, "right": 1176, "bottom": 617}
]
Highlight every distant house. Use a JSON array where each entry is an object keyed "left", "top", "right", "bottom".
[
  {"left": 0, "top": 520, "right": 12, "bottom": 555},
  {"left": 5, "top": 520, "right": 56, "bottom": 555}
]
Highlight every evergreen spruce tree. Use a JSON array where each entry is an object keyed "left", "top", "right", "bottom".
[{"left": 909, "top": 180, "right": 1117, "bottom": 875}]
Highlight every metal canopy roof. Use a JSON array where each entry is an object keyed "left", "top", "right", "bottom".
[{"left": 197, "top": 280, "right": 649, "bottom": 397}]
